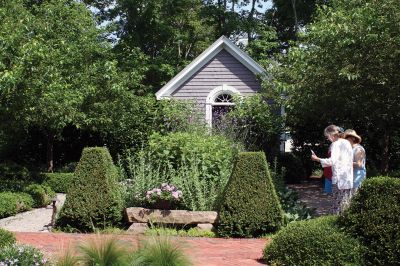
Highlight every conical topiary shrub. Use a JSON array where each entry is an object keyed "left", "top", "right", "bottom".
[
  {"left": 56, "top": 147, "right": 123, "bottom": 232},
  {"left": 217, "top": 152, "right": 283, "bottom": 237}
]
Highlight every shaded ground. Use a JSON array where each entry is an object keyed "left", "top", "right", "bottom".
[
  {"left": 15, "top": 232, "right": 268, "bottom": 266},
  {"left": 288, "top": 177, "right": 332, "bottom": 216}
]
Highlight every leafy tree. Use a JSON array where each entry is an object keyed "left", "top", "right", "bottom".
[
  {"left": 266, "top": 0, "right": 325, "bottom": 45},
  {"left": 0, "top": 0, "right": 138, "bottom": 171},
  {"left": 275, "top": 0, "right": 400, "bottom": 173}
]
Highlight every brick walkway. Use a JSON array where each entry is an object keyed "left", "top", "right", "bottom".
[{"left": 15, "top": 232, "right": 268, "bottom": 266}]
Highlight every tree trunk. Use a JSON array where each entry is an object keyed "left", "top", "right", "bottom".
[
  {"left": 291, "top": 0, "right": 299, "bottom": 37},
  {"left": 380, "top": 130, "right": 390, "bottom": 174},
  {"left": 47, "top": 132, "right": 54, "bottom": 173}
]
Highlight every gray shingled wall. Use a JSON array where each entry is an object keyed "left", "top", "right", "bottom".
[{"left": 171, "top": 49, "right": 261, "bottom": 114}]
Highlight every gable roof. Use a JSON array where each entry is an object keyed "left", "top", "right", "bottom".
[{"left": 155, "top": 36, "right": 266, "bottom": 100}]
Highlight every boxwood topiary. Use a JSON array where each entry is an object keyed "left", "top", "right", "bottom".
[
  {"left": 339, "top": 176, "right": 400, "bottom": 265},
  {"left": 56, "top": 147, "right": 124, "bottom": 232},
  {"left": 0, "top": 228, "right": 15, "bottom": 248},
  {"left": 217, "top": 152, "right": 284, "bottom": 237},
  {"left": 42, "top": 173, "right": 74, "bottom": 193},
  {"left": 264, "top": 216, "right": 363, "bottom": 265}
]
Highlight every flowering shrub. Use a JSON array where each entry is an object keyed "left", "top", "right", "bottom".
[
  {"left": 0, "top": 244, "right": 49, "bottom": 266},
  {"left": 145, "top": 183, "right": 183, "bottom": 209}
]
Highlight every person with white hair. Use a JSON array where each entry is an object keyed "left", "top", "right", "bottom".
[{"left": 311, "top": 125, "right": 353, "bottom": 214}]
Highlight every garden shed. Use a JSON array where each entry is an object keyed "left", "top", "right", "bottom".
[{"left": 155, "top": 36, "right": 265, "bottom": 128}]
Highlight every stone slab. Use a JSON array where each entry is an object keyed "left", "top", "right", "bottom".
[{"left": 125, "top": 207, "right": 218, "bottom": 224}]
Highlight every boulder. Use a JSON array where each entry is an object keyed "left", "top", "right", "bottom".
[{"left": 127, "top": 223, "right": 149, "bottom": 234}]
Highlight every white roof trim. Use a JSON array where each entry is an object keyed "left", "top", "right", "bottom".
[{"left": 156, "top": 36, "right": 265, "bottom": 100}]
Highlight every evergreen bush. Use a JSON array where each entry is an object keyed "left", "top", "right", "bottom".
[
  {"left": 24, "top": 184, "right": 55, "bottom": 207},
  {"left": 339, "top": 176, "right": 400, "bottom": 265},
  {"left": 56, "top": 147, "right": 124, "bottom": 232},
  {"left": 0, "top": 228, "right": 15, "bottom": 248},
  {"left": 264, "top": 216, "right": 363, "bottom": 265},
  {"left": 277, "top": 153, "right": 306, "bottom": 183},
  {"left": 217, "top": 152, "right": 283, "bottom": 237},
  {"left": 0, "top": 192, "right": 33, "bottom": 218},
  {"left": 42, "top": 173, "right": 74, "bottom": 193}
]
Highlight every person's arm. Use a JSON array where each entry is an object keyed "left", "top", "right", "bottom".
[
  {"left": 353, "top": 147, "right": 365, "bottom": 168},
  {"left": 319, "top": 143, "right": 339, "bottom": 168}
]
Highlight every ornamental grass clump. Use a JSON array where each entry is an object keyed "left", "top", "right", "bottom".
[
  {"left": 145, "top": 183, "right": 183, "bottom": 209},
  {"left": 217, "top": 152, "right": 284, "bottom": 237},
  {"left": 0, "top": 228, "right": 15, "bottom": 249}
]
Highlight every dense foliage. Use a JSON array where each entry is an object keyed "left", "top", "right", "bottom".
[
  {"left": 57, "top": 147, "right": 124, "bottom": 232},
  {"left": 339, "top": 176, "right": 400, "bottom": 265},
  {"left": 217, "top": 152, "right": 283, "bottom": 237},
  {"left": 24, "top": 184, "right": 55, "bottom": 208},
  {"left": 0, "top": 229, "right": 15, "bottom": 249},
  {"left": 264, "top": 216, "right": 363, "bottom": 265},
  {"left": 0, "top": 192, "right": 34, "bottom": 218},
  {"left": 0, "top": 244, "right": 49, "bottom": 266},
  {"left": 42, "top": 173, "right": 74, "bottom": 193},
  {"left": 120, "top": 132, "right": 236, "bottom": 211},
  {"left": 275, "top": 0, "right": 400, "bottom": 173}
]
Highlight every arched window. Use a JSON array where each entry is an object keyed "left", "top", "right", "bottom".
[{"left": 206, "top": 85, "right": 240, "bottom": 128}]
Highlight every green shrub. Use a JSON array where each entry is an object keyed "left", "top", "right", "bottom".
[
  {"left": 56, "top": 147, "right": 124, "bottom": 232},
  {"left": 24, "top": 184, "right": 56, "bottom": 208},
  {"left": 264, "top": 216, "right": 363, "bottom": 266},
  {"left": 146, "top": 131, "right": 236, "bottom": 179},
  {"left": 0, "top": 244, "right": 49, "bottom": 265},
  {"left": 277, "top": 153, "right": 306, "bottom": 183},
  {"left": 339, "top": 176, "right": 400, "bottom": 265},
  {"left": 0, "top": 228, "right": 15, "bottom": 248},
  {"left": 42, "top": 173, "right": 74, "bottom": 193},
  {"left": 217, "top": 152, "right": 284, "bottom": 237},
  {"left": 0, "top": 192, "right": 34, "bottom": 218},
  {"left": 0, "top": 161, "right": 31, "bottom": 181},
  {"left": 120, "top": 135, "right": 234, "bottom": 211}
]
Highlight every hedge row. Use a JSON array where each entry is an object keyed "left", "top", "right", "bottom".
[
  {"left": 42, "top": 173, "right": 74, "bottom": 193},
  {"left": 0, "top": 192, "right": 34, "bottom": 218}
]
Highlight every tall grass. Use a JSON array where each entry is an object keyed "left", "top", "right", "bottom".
[
  {"left": 132, "top": 237, "right": 191, "bottom": 266},
  {"left": 119, "top": 150, "right": 231, "bottom": 211}
]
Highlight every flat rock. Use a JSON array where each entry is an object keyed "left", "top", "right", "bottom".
[
  {"left": 125, "top": 207, "right": 218, "bottom": 224},
  {"left": 196, "top": 223, "right": 215, "bottom": 231},
  {"left": 127, "top": 223, "right": 149, "bottom": 234}
]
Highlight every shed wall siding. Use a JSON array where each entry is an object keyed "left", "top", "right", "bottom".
[{"left": 171, "top": 49, "right": 261, "bottom": 114}]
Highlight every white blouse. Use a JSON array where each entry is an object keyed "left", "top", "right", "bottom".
[{"left": 320, "top": 138, "right": 353, "bottom": 189}]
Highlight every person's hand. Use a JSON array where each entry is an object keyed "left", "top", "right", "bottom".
[{"left": 311, "top": 154, "right": 320, "bottom": 162}]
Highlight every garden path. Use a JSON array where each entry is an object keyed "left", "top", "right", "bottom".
[
  {"left": 15, "top": 232, "right": 268, "bottom": 266},
  {"left": 288, "top": 178, "right": 332, "bottom": 216},
  {"left": 0, "top": 193, "right": 66, "bottom": 232}
]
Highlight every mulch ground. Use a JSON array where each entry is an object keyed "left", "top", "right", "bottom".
[{"left": 15, "top": 232, "right": 268, "bottom": 266}]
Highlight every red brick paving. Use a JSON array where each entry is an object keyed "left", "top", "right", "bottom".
[{"left": 15, "top": 232, "right": 268, "bottom": 266}]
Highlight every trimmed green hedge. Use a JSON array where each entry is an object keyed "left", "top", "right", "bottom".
[
  {"left": 0, "top": 228, "right": 15, "bottom": 248},
  {"left": 0, "top": 192, "right": 34, "bottom": 218},
  {"left": 339, "top": 176, "right": 400, "bottom": 265},
  {"left": 24, "top": 184, "right": 56, "bottom": 208},
  {"left": 56, "top": 147, "right": 124, "bottom": 232},
  {"left": 42, "top": 173, "right": 74, "bottom": 193},
  {"left": 264, "top": 216, "right": 363, "bottom": 265},
  {"left": 217, "top": 152, "right": 283, "bottom": 237}
]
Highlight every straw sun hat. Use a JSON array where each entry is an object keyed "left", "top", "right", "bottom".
[{"left": 344, "top": 129, "right": 362, "bottom": 143}]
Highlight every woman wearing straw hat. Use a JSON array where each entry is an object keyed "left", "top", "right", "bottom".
[
  {"left": 344, "top": 129, "right": 366, "bottom": 193},
  {"left": 311, "top": 125, "right": 353, "bottom": 214}
]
